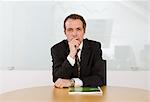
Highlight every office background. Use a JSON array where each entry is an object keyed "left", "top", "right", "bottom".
[{"left": 0, "top": 0, "right": 150, "bottom": 93}]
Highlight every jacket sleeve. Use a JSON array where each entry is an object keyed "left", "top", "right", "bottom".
[
  {"left": 81, "top": 42, "right": 105, "bottom": 87},
  {"left": 51, "top": 46, "right": 74, "bottom": 82}
]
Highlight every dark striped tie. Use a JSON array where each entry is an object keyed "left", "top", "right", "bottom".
[{"left": 75, "top": 49, "right": 80, "bottom": 77}]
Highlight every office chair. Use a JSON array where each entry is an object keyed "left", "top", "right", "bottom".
[{"left": 101, "top": 60, "right": 107, "bottom": 86}]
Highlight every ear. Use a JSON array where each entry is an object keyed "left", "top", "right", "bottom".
[
  {"left": 64, "top": 30, "right": 66, "bottom": 35},
  {"left": 84, "top": 29, "right": 86, "bottom": 33}
]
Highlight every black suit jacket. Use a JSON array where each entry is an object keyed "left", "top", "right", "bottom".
[{"left": 51, "top": 39, "right": 105, "bottom": 87}]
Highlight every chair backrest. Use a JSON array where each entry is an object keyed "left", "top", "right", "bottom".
[{"left": 102, "top": 60, "right": 107, "bottom": 86}]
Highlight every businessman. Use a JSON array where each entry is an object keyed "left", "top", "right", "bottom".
[{"left": 51, "top": 14, "right": 105, "bottom": 88}]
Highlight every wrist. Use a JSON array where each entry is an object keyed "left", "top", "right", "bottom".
[{"left": 69, "top": 53, "right": 75, "bottom": 59}]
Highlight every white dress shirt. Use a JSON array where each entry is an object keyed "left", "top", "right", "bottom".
[{"left": 67, "top": 42, "right": 83, "bottom": 87}]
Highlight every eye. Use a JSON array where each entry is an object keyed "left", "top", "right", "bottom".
[
  {"left": 67, "top": 28, "right": 73, "bottom": 32},
  {"left": 77, "top": 28, "right": 81, "bottom": 31}
]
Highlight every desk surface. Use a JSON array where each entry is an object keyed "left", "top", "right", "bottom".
[{"left": 0, "top": 86, "right": 149, "bottom": 102}]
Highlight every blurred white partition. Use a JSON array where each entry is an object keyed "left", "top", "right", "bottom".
[
  {"left": 107, "top": 71, "right": 150, "bottom": 91},
  {"left": 0, "top": 70, "right": 53, "bottom": 94}
]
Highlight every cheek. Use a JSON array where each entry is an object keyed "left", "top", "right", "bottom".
[
  {"left": 78, "top": 33, "right": 84, "bottom": 38},
  {"left": 66, "top": 34, "right": 73, "bottom": 41}
]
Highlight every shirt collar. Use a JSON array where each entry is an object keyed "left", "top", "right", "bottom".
[{"left": 79, "top": 41, "right": 83, "bottom": 50}]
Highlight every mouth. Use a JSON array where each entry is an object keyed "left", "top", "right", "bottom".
[
  {"left": 75, "top": 38, "right": 79, "bottom": 41},
  {"left": 70, "top": 37, "right": 79, "bottom": 41},
  {"left": 76, "top": 38, "right": 81, "bottom": 43}
]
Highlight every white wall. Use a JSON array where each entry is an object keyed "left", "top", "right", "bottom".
[
  {"left": 0, "top": 70, "right": 53, "bottom": 93},
  {"left": 108, "top": 71, "right": 150, "bottom": 90}
]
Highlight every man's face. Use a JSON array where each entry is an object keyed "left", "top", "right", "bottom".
[{"left": 64, "top": 19, "right": 85, "bottom": 43}]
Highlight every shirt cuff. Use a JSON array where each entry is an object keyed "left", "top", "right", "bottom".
[
  {"left": 67, "top": 55, "right": 75, "bottom": 66},
  {"left": 72, "top": 78, "right": 83, "bottom": 87}
]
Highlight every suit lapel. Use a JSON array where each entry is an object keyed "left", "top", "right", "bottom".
[
  {"left": 63, "top": 40, "right": 70, "bottom": 57},
  {"left": 81, "top": 39, "right": 91, "bottom": 68}
]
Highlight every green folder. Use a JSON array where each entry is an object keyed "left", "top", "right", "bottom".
[{"left": 68, "top": 87, "right": 103, "bottom": 95}]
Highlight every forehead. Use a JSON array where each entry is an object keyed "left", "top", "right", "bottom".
[{"left": 65, "top": 19, "right": 83, "bottom": 28}]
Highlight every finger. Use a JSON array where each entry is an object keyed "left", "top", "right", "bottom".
[
  {"left": 54, "top": 79, "right": 62, "bottom": 88},
  {"left": 59, "top": 80, "right": 66, "bottom": 88},
  {"left": 75, "top": 39, "right": 80, "bottom": 45},
  {"left": 54, "top": 84, "right": 60, "bottom": 88},
  {"left": 54, "top": 82, "right": 60, "bottom": 87},
  {"left": 62, "top": 79, "right": 70, "bottom": 88},
  {"left": 60, "top": 84, "right": 64, "bottom": 88}
]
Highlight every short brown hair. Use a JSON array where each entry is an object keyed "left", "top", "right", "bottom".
[{"left": 64, "top": 14, "right": 86, "bottom": 32}]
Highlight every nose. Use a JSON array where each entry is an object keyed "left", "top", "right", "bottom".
[{"left": 72, "top": 30, "right": 77, "bottom": 37}]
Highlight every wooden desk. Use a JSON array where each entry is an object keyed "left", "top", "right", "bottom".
[{"left": 0, "top": 86, "right": 149, "bottom": 102}]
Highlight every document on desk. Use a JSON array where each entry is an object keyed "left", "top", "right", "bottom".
[{"left": 68, "top": 87, "right": 103, "bottom": 95}]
